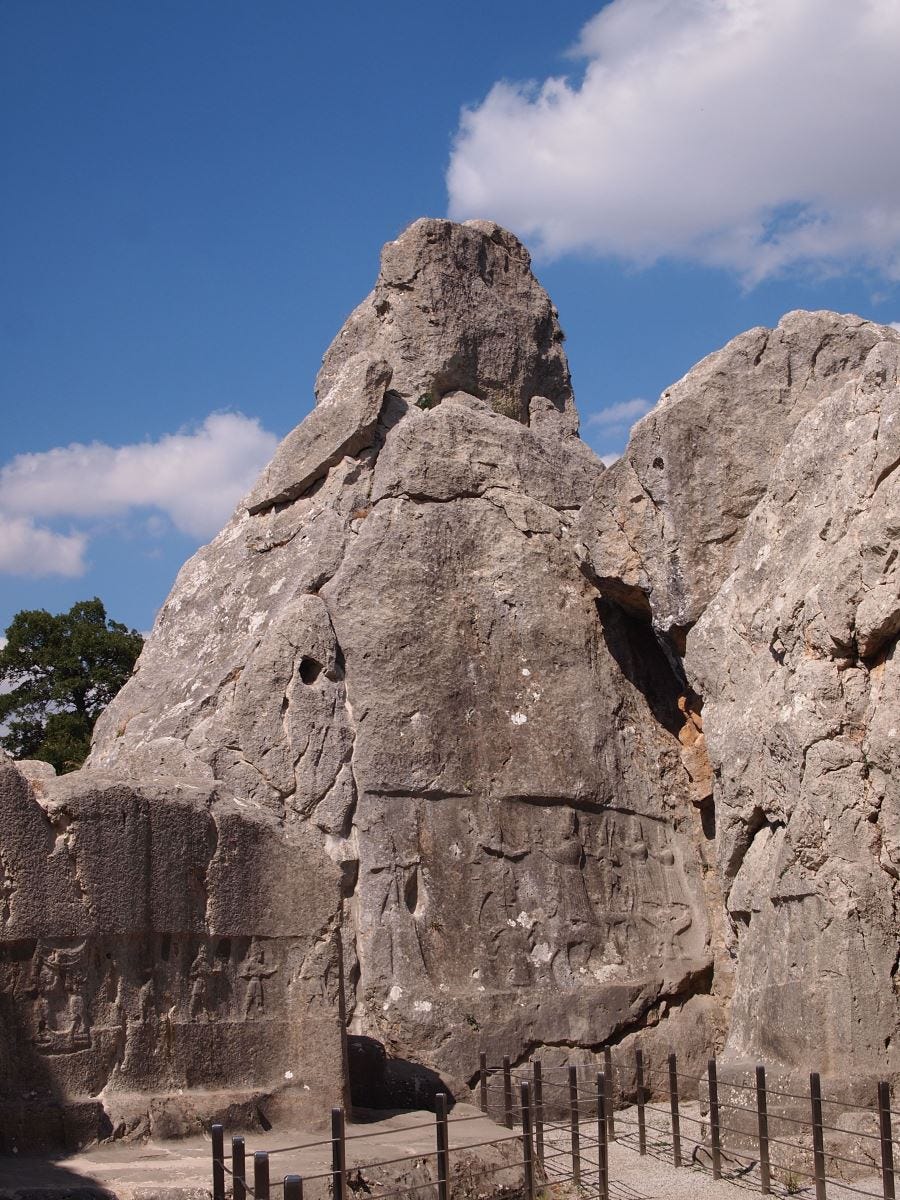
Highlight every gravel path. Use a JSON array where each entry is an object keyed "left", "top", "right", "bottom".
[{"left": 541, "top": 1101, "right": 888, "bottom": 1200}]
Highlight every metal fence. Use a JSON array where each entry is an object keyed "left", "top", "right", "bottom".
[
  {"left": 478, "top": 1048, "right": 899, "bottom": 1200},
  {"left": 210, "top": 1093, "right": 538, "bottom": 1200},
  {"left": 210, "top": 1048, "right": 899, "bottom": 1200}
]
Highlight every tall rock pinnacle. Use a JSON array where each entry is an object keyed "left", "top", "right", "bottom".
[{"left": 89, "top": 216, "right": 719, "bottom": 1107}]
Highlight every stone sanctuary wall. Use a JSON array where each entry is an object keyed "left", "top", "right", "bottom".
[
  {"left": 1, "top": 218, "right": 897, "bottom": 1149},
  {"left": 0, "top": 757, "right": 346, "bottom": 1149}
]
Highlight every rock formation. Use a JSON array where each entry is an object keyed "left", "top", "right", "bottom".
[
  {"left": 0, "top": 755, "right": 345, "bottom": 1150},
  {"left": 1, "top": 218, "right": 898, "bottom": 1150},
  {"left": 576, "top": 311, "right": 900, "bottom": 1076}
]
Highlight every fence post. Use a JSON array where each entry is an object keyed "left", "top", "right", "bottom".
[
  {"left": 479, "top": 1052, "right": 488, "bottom": 1113},
  {"left": 810, "top": 1072, "right": 827, "bottom": 1200},
  {"left": 668, "top": 1051, "right": 682, "bottom": 1168},
  {"left": 708, "top": 1058, "right": 722, "bottom": 1181},
  {"left": 503, "top": 1056, "right": 514, "bottom": 1129},
  {"left": 603, "top": 1046, "right": 615, "bottom": 1142},
  {"left": 521, "top": 1081, "right": 535, "bottom": 1200},
  {"left": 533, "top": 1059, "right": 544, "bottom": 1165},
  {"left": 569, "top": 1064, "right": 581, "bottom": 1187},
  {"left": 232, "top": 1136, "right": 246, "bottom": 1200},
  {"left": 879, "top": 1081, "right": 895, "bottom": 1200},
  {"left": 211, "top": 1123, "right": 225, "bottom": 1200},
  {"left": 597, "top": 1071, "right": 609, "bottom": 1200},
  {"left": 435, "top": 1092, "right": 450, "bottom": 1200},
  {"left": 254, "top": 1151, "right": 270, "bottom": 1200},
  {"left": 284, "top": 1176, "right": 303, "bottom": 1200},
  {"left": 756, "top": 1064, "right": 771, "bottom": 1195},
  {"left": 331, "top": 1106, "right": 346, "bottom": 1200},
  {"left": 636, "top": 1046, "right": 647, "bottom": 1155}
]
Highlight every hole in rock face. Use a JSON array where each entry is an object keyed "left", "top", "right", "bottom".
[
  {"left": 699, "top": 796, "right": 716, "bottom": 840},
  {"left": 299, "top": 657, "right": 322, "bottom": 685},
  {"left": 652, "top": 456, "right": 664, "bottom": 469},
  {"left": 403, "top": 868, "right": 418, "bottom": 913},
  {"left": 596, "top": 597, "right": 686, "bottom": 737},
  {"left": 348, "top": 1035, "right": 453, "bottom": 1114}
]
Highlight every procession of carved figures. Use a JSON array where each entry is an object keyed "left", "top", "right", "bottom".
[
  {"left": 0, "top": 936, "right": 283, "bottom": 1056},
  {"left": 359, "top": 803, "right": 705, "bottom": 990}
]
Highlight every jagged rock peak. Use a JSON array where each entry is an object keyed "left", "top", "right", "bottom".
[
  {"left": 576, "top": 309, "right": 900, "bottom": 634},
  {"left": 315, "top": 217, "right": 575, "bottom": 424},
  {"left": 245, "top": 218, "right": 582, "bottom": 516}
]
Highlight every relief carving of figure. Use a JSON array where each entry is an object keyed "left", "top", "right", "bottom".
[
  {"left": 188, "top": 944, "right": 219, "bottom": 1020},
  {"left": 367, "top": 825, "right": 429, "bottom": 980},
  {"left": 30, "top": 942, "right": 91, "bottom": 1053},
  {"left": 240, "top": 941, "right": 277, "bottom": 1017},
  {"left": 542, "top": 811, "right": 595, "bottom": 928},
  {"left": 138, "top": 971, "right": 156, "bottom": 1023},
  {"left": 32, "top": 961, "right": 57, "bottom": 1046},
  {"left": 0, "top": 851, "right": 14, "bottom": 925},
  {"left": 66, "top": 971, "right": 90, "bottom": 1050}
]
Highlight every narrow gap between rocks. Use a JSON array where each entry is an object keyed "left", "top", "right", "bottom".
[{"left": 595, "top": 596, "right": 693, "bottom": 739}]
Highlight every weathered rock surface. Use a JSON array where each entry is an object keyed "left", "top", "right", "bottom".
[
  {"left": 576, "top": 312, "right": 891, "bottom": 633},
  {"left": 0, "top": 758, "right": 346, "bottom": 1150},
  {"left": 4, "top": 218, "right": 898, "bottom": 1150},
  {"left": 84, "top": 218, "right": 720, "bottom": 1117},
  {"left": 315, "top": 218, "right": 575, "bottom": 424},
  {"left": 577, "top": 310, "right": 900, "bottom": 1078}
]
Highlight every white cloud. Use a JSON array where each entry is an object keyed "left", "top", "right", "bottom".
[
  {"left": 0, "top": 516, "right": 87, "bottom": 578},
  {"left": 600, "top": 453, "right": 622, "bottom": 467},
  {"left": 891, "top": 322, "right": 900, "bottom": 333},
  {"left": 0, "top": 413, "right": 278, "bottom": 578},
  {"left": 448, "top": 0, "right": 900, "bottom": 283},
  {"left": 587, "top": 397, "right": 654, "bottom": 429}
]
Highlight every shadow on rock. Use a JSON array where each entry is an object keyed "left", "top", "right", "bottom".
[{"left": 348, "top": 1035, "right": 453, "bottom": 1114}]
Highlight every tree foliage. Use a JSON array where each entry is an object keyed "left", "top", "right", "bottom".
[{"left": 0, "top": 598, "right": 143, "bottom": 773}]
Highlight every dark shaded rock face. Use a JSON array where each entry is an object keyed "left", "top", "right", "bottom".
[
  {"left": 2, "top": 218, "right": 898, "bottom": 1148},
  {"left": 0, "top": 759, "right": 345, "bottom": 1150}
]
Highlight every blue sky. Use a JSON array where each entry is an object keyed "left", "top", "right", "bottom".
[{"left": 2, "top": 0, "right": 899, "bottom": 635}]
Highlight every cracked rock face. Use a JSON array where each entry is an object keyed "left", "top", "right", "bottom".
[
  {"left": 578, "top": 310, "right": 900, "bottom": 1078},
  {"left": 81, "top": 218, "right": 719, "bottom": 1121},
  {"left": 4, "top": 220, "right": 897, "bottom": 1147},
  {"left": 0, "top": 761, "right": 345, "bottom": 1150}
]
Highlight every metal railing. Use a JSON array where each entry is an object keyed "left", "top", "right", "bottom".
[
  {"left": 476, "top": 1046, "right": 900, "bottom": 1200},
  {"left": 209, "top": 1045, "right": 899, "bottom": 1200},
  {"left": 211, "top": 1085, "right": 549, "bottom": 1200}
]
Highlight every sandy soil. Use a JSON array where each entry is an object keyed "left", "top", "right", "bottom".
[
  {"left": 0, "top": 1100, "right": 889, "bottom": 1200},
  {"left": 541, "top": 1100, "right": 888, "bottom": 1200}
]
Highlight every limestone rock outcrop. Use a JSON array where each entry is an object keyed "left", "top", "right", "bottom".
[
  {"left": 0, "top": 758, "right": 345, "bottom": 1150},
  {"left": 577, "top": 310, "right": 900, "bottom": 1078},
  {"left": 86, "top": 218, "right": 720, "bottom": 1110},
  {"left": 3, "top": 217, "right": 898, "bottom": 1150}
]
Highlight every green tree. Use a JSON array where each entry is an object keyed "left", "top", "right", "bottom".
[{"left": 0, "top": 598, "right": 143, "bottom": 773}]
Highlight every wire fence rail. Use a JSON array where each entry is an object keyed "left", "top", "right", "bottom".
[
  {"left": 475, "top": 1047, "right": 898, "bottom": 1200},
  {"left": 210, "top": 1047, "right": 899, "bottom": 1200},
  {"left": 211, "top": 1090, "right": 534, "bottom": 1200}
]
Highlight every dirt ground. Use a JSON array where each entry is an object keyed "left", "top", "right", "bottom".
[
  {"left": 0, "top": 1099, "right": 890, "bottom": 1200},
  {"left": 0, "top": 1104, "right": 519, "bottom": 1200},
  {"left": 541, "top": 1100, "right": 889, "bottom": 1200}
]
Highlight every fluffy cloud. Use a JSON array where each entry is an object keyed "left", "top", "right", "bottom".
[
  {"left": 0, "top": 413, "right": 278, "bottom": 578},
  {"left": 0, "top": 516, "right": 87, "bottom": 578},
  {"left": 586, "top": 397, "right": 655, "bottom": 430},
  {"left": 448, "top": 0, "right": 900, "bottom": 282}
]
